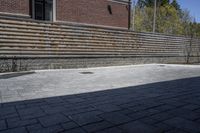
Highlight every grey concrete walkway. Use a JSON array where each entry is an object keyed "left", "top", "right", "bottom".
[{"left": 0, "top": 64, "right": 200, "bottom": 133}]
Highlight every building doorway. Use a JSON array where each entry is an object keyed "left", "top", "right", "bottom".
[{"left": 32, "top": 0, "right": 55, "bottom": 21}]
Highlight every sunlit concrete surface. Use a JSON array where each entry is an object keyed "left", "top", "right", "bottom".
[
  {"left": 1, "top": 64, "right": 200, "bottom": 103},
  {"left": 0, "top": 64, "right": 200, "bottom": 133}
]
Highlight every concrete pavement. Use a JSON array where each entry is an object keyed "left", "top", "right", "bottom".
[{"left": 1, "top": 64, "right": 200, "bottom": 133}]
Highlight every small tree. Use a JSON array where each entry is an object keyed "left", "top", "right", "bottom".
[
  {"left": 156, "top": 4, "right": 183, "bottom": 35},
  {"left": 186, "top": 21, "right": 196, "bottom": 63},
  {"left": 171, "top": 0, "right": 181, "bottom": 12}
]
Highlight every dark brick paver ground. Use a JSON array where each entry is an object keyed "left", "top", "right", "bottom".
[
  {"left": 1, "top": 65, "right": 200, "bottom": 133},
  {"left": 0, "top": 76, "right": 200, "bottom": 133}
]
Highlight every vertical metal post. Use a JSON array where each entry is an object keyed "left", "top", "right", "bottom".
[
  {"left": 128, "top": 0, "right": 132, "bottom": 30},
  {"left": 53, "top": 0, "right": 56, "bottom": 22},
  {"left": 32, "top": 0, "right": 35, "bottom": 19},
  {"left": 43, "top": 0, "right": 46, "bottom": 20},
  {"left": 153, "top": 0, "right": 157, "bottom": 33},
  {"left": 132, "top": 0, "right": 136, "bottom": 30}
]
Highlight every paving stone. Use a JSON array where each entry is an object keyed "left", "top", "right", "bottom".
[
  {"left": 194, "top": 108, "right": 200, "bottom": 114},
  {"left": 119, "top": 101, "right": 140, "bottom": 109},
  {"left": 15, "top": 104, "right": 27, "bottom": 109},
  {"left": 164, "top": 117, "right": 200, "bottom": 133},
  {"left": 44, "top": 97, "right": 64, "bottom": 104},
  {"left": 165, "top": 129, "right": 189, "bottom": 133},
  {"left": 96, "top": 127, "right": 123, "bottom": 133},
  {"left": 0, "top": 106, "right": 19, "bottom": 120},
  {"left": 67, "top": 98, "right": 85, "bottom": 103},
  {"left": 186, "top": 98, "right": 200, "bottom": 106},
  {"left": 93, "top": 104, "right": 121, "bottom": 112},
  {"left": 41, "top": 105, "right": 67, "bottom": 114},
  {"left": 38, "top": 113, "right": 70, "bottom": 127},
  {"left": 109, "top": 98, "right": 131, "bottom": 106},
  {"left": 24, "top": 99, "right": 45, "bottom": 105},
  {"left": 0, "top": 107, "right": 16, "bottom": 116},
  {"left": 2, "top": 101, "right": 25, "bottom": 108},
  {"left": 140, "top": 117, "right": 159, "bottom": 125},
  {"left": 63, "top": 128, "right": 86, "bottom": 133},
  {"left": 26, "top": 124, "right": 43, "bottom": 132},
  {"left": 0, "top": 120, "right": 7, "bottom": 131},
  {"left": 154, "top": 122, "right": 174, "bottom": 132},
  {"left": 163, "top": 100, "right": 187, "bottom": 107},
  {"left": 127, "top": 105, "right": 148, "bottom": 112},
  {"left": 181, "top": 104, "right": 200, "bottom": 111},
  {"left": 167, "top": 108, "right": 200, "bottom": 121},
  {"left": 62, "top": 105, "right": 96, "bottom": 116},
  {"left": 64, "top": 103, "right": 92, "bottom": 110},
  {"left": 149, "top": 112, "right": 174, "bottom": 122},
  {"left": 28, "top": 125, "right": 64, "bottom": 133},
  {"left": 115, "top": 109, "right": 133, "bottom": 115},
  {"left": 99, "top": 112, "right": 132, "bottom": 125},
  {"left": 25, "top": 102, "right": 47, "bottom": 108},
  {"left": 83, "top": 121, "right": 113, "bottom": 133},
  {"left": 0, "top": 112, "right": 18, "bottom": 120},
  {"left": 69, "top": 111, "right": 102, "bottom": 126},
  {"left": 140, "top": 100, "right": 165, "bottom": 109},
  {"left": 0, "top": 127, "right": 27, "bottom": 133},
  {"left": 153, "top": 104, "right": 175, "bottom": 112},
  {"left": 128, "top": 109, "right": 160, "bottom": 120},
  {"left": 18, "top": 107, "right": 46, "bottom": 120},
  {"left": 7, "top": 117, "right": 37, "bottom": 128},
  {"left": 196, "top": 119, "right": 200, "bottom": 124},
  {"left": 61, "top": 121, "right": 79, "bottom": 130},
  {"left": 118, "top": 121, "right": 162, "bottom": 133}
]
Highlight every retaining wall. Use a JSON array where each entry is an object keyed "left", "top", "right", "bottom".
[{"left": 0, "top": 17, "right": 200, "bottom": 72}]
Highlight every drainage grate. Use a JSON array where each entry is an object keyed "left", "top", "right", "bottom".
[{"left": 80, "top": 72, "right": 94, "bottom": 74}]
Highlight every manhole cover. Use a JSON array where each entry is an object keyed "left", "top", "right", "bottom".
[
  {"left": 159, "top": 65, "right": 165, "bottom": 67},
  {"left": 80, "top": 72, "right": 94, "bottom": 74}
]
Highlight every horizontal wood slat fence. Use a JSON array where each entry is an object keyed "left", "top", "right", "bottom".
[{"left": 0, "top": 17, "right": 200, "bottom": 72}]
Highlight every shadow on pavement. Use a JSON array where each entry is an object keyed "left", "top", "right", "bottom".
[
  {"left": 0, "top": 71, "right": 35, "bottom": 79},
  {"left": 0, "top": 77, "right": 200, "bottom": 133}
]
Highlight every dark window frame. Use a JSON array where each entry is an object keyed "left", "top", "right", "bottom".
[{"left": 32, "top": 0, "right": 53, "bottom": 21}]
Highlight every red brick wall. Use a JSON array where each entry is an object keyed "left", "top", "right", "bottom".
[
  {"left": 56, "top": 0, "right": 130, "bottom": 28},
  {"left": 0, "top": 0, "right": 129, "bottom": 28},
  {"left": 0, "top": 0, "right": 30, "bottom": 16}
]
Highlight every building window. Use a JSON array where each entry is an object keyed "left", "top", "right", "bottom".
[{"left": 33, "top": 0, "right": 54, "bottom": 21}]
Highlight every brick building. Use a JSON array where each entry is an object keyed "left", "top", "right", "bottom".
[{"left": 0, "top": 0, "right": 131, "bottom": 28}]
